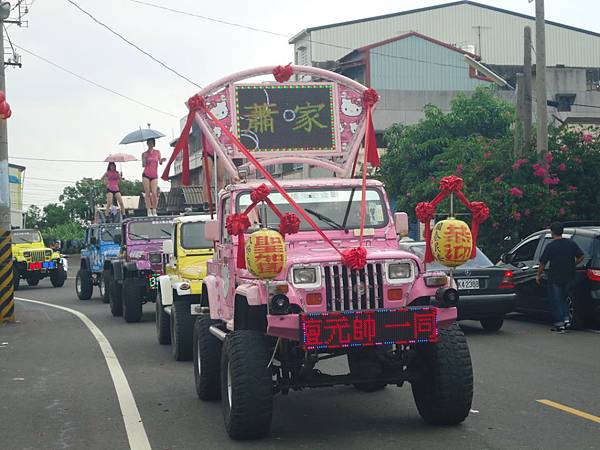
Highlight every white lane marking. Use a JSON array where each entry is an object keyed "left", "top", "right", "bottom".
[{"left": 16, "top": 297, "right": 152, "bottom": 450}]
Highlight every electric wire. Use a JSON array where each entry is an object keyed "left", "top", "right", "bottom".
[
  {"left": 128, "top": 0, "right": 472, "bottom": 72},
  {"left": 11, "top": 155, "right": 106, "bottom": 162},
  {"left": 65, "top": 0, "right": 202, "bottom": 88},
  {"left": 15, "top": 45, "right": 179, "bottom": 118}
]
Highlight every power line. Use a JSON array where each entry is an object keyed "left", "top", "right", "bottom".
[
  {"left": 65, "top": 0, "right": 202, "bottom": 88},
  {"left": 11, "top": 155, "right": 105, "bottom": 162},
  {"left": 129, "top": 0, "right": 470, "bottom": 72},
  {"left": 26, "top": 176, "right": 78, "bottom": 183},
  {"left": 15, "top": 45, "right": 179, "bottom": 118}
]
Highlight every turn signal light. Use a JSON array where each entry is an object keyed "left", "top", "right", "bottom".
[
  {"left": 425, "top": 275, "right": 448, "bottom": 287},
  {"left": 388, "top": 288, "right": 404, "bottom": 301},
  {"left": 587, "top": 268, "right": 600, "bottom": 282},
  {"left": 306, "top": 293, "right": 322, "bottom": 305}
]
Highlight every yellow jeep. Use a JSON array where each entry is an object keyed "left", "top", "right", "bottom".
[
  {"left": 156, "top": 215, "right": 214, "bottom": 361},
  {"left": 11, "top": 229, "right": 66, "bottom": 289}
]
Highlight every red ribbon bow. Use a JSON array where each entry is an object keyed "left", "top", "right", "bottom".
[
  {"left": 279, "top": 212, "right": 301, "bottom": 236},
  {"left": 468, "top": 201, "right": 490, "bottom": 257},
  {"left": 250, "top": 183, "right": 271, "bottom": 203},
  {"left": 362, "top": 88, "right": 379, "bottom": 108},
  {"left": 342, "top": 247, "right": 367, "bottom": 271},
  {"left": 439, "top": 175, "right": 464, "bottom": 193},
  {"left": 226, "top": 213, "right": 251, "bottom": 269},
  {"left": 272, "top": 64, "right": 293, "bottom": 83}
]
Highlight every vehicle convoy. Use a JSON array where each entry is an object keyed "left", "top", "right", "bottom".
[
  {"left": 401, "top": 241, "right": 516, "bottom": 331},
  {"left": 108, "top": 216, "right": 175, "bottom": 323},
  {"left": 11, "top": 229, "right": 65, "bottom": 289},
  {"left": 161, "top": 64, "right": 475, "bottom": 440},
  {"left": 76, "top": 223, "right": 121, "bottom": 302},
  {"left": 156, "top": 215, "right": 214, "bottom": 361},
  {"left": 498, "top": 222, "right": 600, "bottom": 328}
]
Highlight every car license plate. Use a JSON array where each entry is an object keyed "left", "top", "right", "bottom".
[
  {"left": 457, "top": 278, "right": 479, "bottom": 290},
  {"left": 299, "top": 308, "right": 438, "bottom": 350}
]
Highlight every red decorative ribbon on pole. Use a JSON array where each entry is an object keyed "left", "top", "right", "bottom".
[
  {"left": 226, "top": 184, "right": 300, "bottom": 269},
  {"left": 415, "top": 175, "right": 489, "bottom": 263},
  {"left": 200, "top": 133, "right": 214, "bottom": 218},
  {"left": 161, "top": 94, "right": 205, "bottom": 186},
  {"left": 272, "top": 64, "right": 293, "bottom": 83},
  {"left": 0, "top": 91, "right": 12, "bottom": 120}
]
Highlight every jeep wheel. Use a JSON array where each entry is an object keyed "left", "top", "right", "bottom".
[
  {"left": 50, "top": 267, "right": 66, "bottom": 288},
  {"left": 26, "top": 274, "right": 40, "bottom": 286},
  {"left": 101, "top": 271, "right": 111, "bottom": 303},
  {"left": 347, "top": 349, "right": 387, "bottom": 392},
  {"left": 480, "top": 317, "right": 504, "bottom": 332},
  {"left": 411, "top": 323, "right": 473, "bottom": 425},
  {"left": 194, "top": 315, "right": 222, "bottom": 401},
  {"left": 109, "top": 276, "right": 123, "bottom": 316},
  {"left": 156, "top": 288, "right": 171, "bottom": 345},
  {"left": 171, "top": 300, "right": 194, "bottom": 361},
  {"left": 123, "top": 279, "right": 143, "bottom": 323},
  {"left": 76, "top": 269, "right": 93, "bottom": 300},
  {"left": 221, "top": 330, "right": 273, "bottom": 440}
]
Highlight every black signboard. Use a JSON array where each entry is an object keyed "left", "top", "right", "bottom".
[
  {"left": 234, "top": 84, "right": 337, "bottom": 154},
  {"left": 300, "top": 308, "right": 438, "bottom": 350}
]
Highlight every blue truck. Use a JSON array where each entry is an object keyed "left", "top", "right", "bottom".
[{"left": 76, "top": 223, "right": 121, "bottom": 301}]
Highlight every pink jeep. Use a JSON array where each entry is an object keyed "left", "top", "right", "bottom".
[{"left": 194, "top": 178, "right": 473, "bottom": 439}]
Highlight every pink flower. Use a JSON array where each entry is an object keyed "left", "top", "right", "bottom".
[
  {"left": 583, "top": 133, "right": 593, "bottom": 143},
  {"left": 524, "top": 209, "right": 531, "bottom": 216},
  {"left": 533, "top": 166, "right": 548, "bottom": 177},
  {"left": 559, "top": 163, "right": 566, "bottom": 171},
  {"left": 560, "top": 145, "right": 569, "bottom": 152},
  {"left": 532, "top": 163, "right": 541, "bottom": 170},
  {"left": 494, "top": 176, "right": 502, "bottom": 183},
  {"left": 543, "top": 177, "right": 560, "bottom": 186},
  {"left": 456, "top": 164, "right": 463, "bottom": 175},
  {"left": 512, "top": 159, "right": 529, "bottom": 170},
  {"left": 574, "top": 157, "right": 582, "bottom": 164},
  {"left": 568, "top": 185, "right": 577, "bottom": 191},
  {"left": 545, "top": 153, "right": 554, "bottom": 163},
  {"left": 483, "top": 151, "right": 492, "bottom": 159},
  {"left": 510, "top": 187, "right": 523, "bottom": 198},
  {"left": 560, "top": 208, "right": 566, "bottom": 216},
  {"left": 513, "top": 211, "right": 522, "bottom": 221}
]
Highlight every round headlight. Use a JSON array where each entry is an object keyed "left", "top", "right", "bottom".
[
  {"left": 293, "top": 268, "right": 317, "bottom": 285},
  {"left": 389, "top": 263, "right": 412, "bottom": 279}
]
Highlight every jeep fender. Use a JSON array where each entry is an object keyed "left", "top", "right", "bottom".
[
  {"left": 158, "top": 275, "right": 173, "bottom": 306},
  {"left": 80, "top": 257, "right": 90, "bottom": 271},
  {"left": 203, "top": 275, "right": 221, "bottom": 320},
  {"left": 235, "top": 284, "right": 261, "bottom": 306},
  {"left": 111, "top": 260, "right": 124, "bottom": 281}
]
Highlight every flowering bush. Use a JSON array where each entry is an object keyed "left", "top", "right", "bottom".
[{"left": 380, "top": 87, "right": 600, "bottom": 260}]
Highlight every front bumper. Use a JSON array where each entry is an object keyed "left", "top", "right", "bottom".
[{"left": 457, "top": 293, "right": 516, "bottom": 320}]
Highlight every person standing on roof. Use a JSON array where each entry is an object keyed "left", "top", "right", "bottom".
[
  {"left": 536, "top": 222, "right": 584, "bottom": 333},
  {"left": 142, "top": 138, "right": 166, "bottom": 216},
  {"left": 101, "top": 162, "right": 125, "bottom": 216}
]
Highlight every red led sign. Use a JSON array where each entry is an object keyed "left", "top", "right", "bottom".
[{"left": 300, "top": 308, "right": 438, "bottom": 350}]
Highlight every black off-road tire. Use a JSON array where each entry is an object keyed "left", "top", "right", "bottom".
[
  {"left": 221, "top": 330, "right": 273, "bottom": 440},
  {"left": 194, "top": 315, "right": 222, "bottom": 401},
  {"left": 76, "top": 269, "right": 93, "bottom": 300},
  {"left": 155, "top": 288, "right": 171, "bottom": 345},
  {"left": 110, "top": 276, "right": 123, "bottom": 317},
  {"left": 50, "top": 267, "right": 66, "bottom": 287},
  {"left": 101, "top": 271, "right": 111, "bottom": 303},
  {"left": 26, "top": 275, "right": 40, "bottom": 286},
  {"left": 347, "top": 349, "right": 387, "bottom": 392},
  {"left": 13, "top": 266, "right": 20, "bottom": 290},
  {"left": 411, "top": 323, "right": 473, "bottom": 425},
  {"left": 171, "top": 299, "right": 195, "bottom": 361},
  {"left": 480, "top": 317, "right": 504, "bottom": 332},
  {"left": 123, "top": 278, "right": 143, "bottom": 323}
]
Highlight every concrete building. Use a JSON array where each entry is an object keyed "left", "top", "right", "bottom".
[{"left": 9, "top": 163, "right": 25, "bottom": 229}]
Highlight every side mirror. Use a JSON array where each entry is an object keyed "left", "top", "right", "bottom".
[
  {"left": 394, "top": 212, "right": 409, "bottom": 236},
  {"left": 501, "top": 253, "right": 513, "bottom": 264},
  {"left": 90, "top": 236, "right": 97, "bottom": 245},
  {"left": 205, "top": 219, "right": 219, "bottom": 242},
  {"left": 162, "top": 239, "right": 174, "bottom": 255},
  {"left": 113, "top": 234, "right": 122, "bottom": 245}
]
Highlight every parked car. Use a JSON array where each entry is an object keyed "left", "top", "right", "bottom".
[
  {"left": 400, "top": 241, "right": 516, "bottom": 331},
  {"left": 497, "top": 222, "right": 600, "bottom": 328}
]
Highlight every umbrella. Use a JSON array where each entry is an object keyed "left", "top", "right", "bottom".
[
  {"left": 105, "top": 153, "right": 137, "bottom": 162},
  {"left": 119, "top": 127, "right": 165, "bottom": 145}
]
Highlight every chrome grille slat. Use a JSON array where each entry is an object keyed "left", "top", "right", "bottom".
[{"left": 324, "top": 263, "right": 384, "bottom": 312}]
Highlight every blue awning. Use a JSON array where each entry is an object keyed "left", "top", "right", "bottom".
[{"left": 9, "top": 174, "right": 20, "bottom": 184}]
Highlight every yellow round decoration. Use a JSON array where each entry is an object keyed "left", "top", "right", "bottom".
[
  {"left": 430, "top": 218, "right": 473, "bottom": 268},
  {"left": 245, "top": 228, "right": 287, "bottom": 279}
]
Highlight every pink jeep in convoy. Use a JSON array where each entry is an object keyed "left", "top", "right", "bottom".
[{"left": 193, "top": 178, "right": 473, "bottom": 439}]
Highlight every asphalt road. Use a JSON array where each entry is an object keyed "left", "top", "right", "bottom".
[{"left": 1, "top": 274, "right": 599, "bottom": 450}]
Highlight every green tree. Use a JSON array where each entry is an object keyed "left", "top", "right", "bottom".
[
  {"left": 43, "top": 203, "right": 71, "bottom": 228},
  {"left": 24, "top": 205, "right": 43, "bottom": 229}
]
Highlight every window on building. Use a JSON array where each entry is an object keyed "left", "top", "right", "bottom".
[{"left": 586, "top": 69, "right": 600, "bottom": 91}]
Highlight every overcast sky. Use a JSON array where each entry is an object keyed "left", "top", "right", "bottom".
[{"left": 6, "top": 0, "right": 598, "bottom": 209}]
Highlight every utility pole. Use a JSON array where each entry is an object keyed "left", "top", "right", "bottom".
[
  {"left": 514, "top": 73, "right": 525, "bottom": 158},
  {"left": 534, "top": 0, "right": 548, "bottom": 154},
  {"left": 0, "top": 2, "right": 13, "bottom": 323},
  {"left": 523, "top": 26, "right": 533, "bottom": 149}
]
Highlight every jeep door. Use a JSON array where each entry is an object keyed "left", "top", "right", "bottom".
[{"left": 216, "top": 195, "right": 235, "bottom": 316}]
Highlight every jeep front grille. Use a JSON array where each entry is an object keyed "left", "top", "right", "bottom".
[
  {"left": 323, "top": 263, "right": 384, "bottom": 311},
  {"left": 29, "top": 250, "right": 48, "bottom": 262}
]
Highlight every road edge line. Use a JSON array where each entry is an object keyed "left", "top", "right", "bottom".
[
  {"left": 537, "top": 399, "right": 600, "bottom": 424},
  {"left": 15, "top": 297, "right": 152, "bottom": 450}
]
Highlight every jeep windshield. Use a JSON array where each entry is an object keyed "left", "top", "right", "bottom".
[
  {"left": 237, "top": 187, "right": 388, "bottom": 231},
  {"left": 128, "top": 221, "right": 173, "bottom": 240},
  {"left": 101, "top": 225, "right": 120, "bottom": 242},
  {"left": 12, "top": 230, "right": 43, "bottom": 244},
  {"left": 181, "top": 222, "right": 212, "bottom": 250}
]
